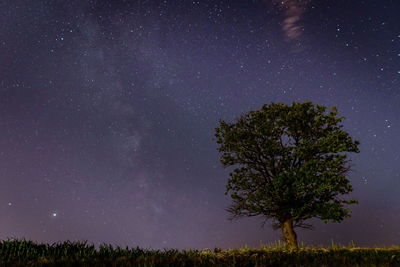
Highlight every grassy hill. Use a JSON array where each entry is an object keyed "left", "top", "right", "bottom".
[{"left": 0, "top": 239, "right": 399, "bottom": 266}]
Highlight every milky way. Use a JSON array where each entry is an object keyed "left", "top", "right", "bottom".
[{"left": 0, "top": 0, "right": 399, "bottom": 249}]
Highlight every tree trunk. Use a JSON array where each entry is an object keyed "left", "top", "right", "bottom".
[{"left": 281, "top": 219, "right": 298, "bottom": 250}]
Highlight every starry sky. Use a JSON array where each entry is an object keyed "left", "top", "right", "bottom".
[{"left": 0, "top": 0, "right": 399, "bottom": 250}]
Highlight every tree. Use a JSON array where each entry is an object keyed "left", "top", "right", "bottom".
[{"left": 215, "top": 102, "right": 360, "bottom": 249}]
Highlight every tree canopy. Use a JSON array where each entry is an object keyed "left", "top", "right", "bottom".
[{"left": 215, "top": 102, "right": 360, "bottom": 249}]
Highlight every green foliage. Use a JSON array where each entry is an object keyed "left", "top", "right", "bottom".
[
  {"left": 214, "top": 102, "right": 360, "bottom": 229},
  {"left": 0, "top": 239, "right": 399, "bottom": 266}
]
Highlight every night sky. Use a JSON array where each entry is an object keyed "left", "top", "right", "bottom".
[{"left": 1, "top": 0, "right": 399, "bottom": 250}]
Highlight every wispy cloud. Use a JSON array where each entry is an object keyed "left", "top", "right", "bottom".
[{"left": 271, "top": 0, "right": 310, "bottom": 40}]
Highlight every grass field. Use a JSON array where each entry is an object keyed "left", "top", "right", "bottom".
[{"left": 0, "top": 239, "right": 399, "bottom": 266}]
